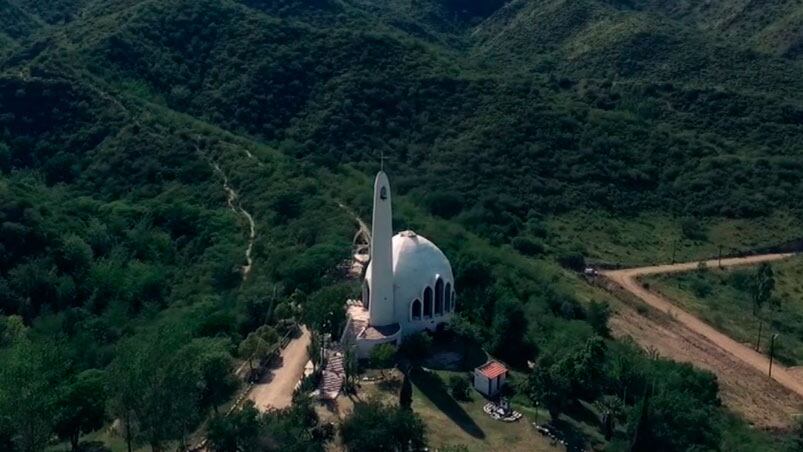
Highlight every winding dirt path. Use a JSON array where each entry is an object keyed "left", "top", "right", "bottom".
[
  {"left": 212, "top": 163, "right": 256, "bottom": 280},
  {"left": 336, "top": 202, "right": 371, "bottom": 277},
  {"left": 603, "top": 253, "right": 803, "bottom": 427}
]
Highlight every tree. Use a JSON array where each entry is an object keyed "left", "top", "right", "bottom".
[
  {"left": 255, "top": 324, "right": 280, "bottom": 345},
  {"left": 424, "top": 192, "right": 463, "bottom": 218},
  {"left": 108, "top": 327, "right": 208, "bottom": 452},
  {"left": 342, "top": 337, "right": 359, "bottom": 393},
  {"left": 448, "top": 375, "right": 471, "bottom": 401},
  {"left": 107, "top": 339, "right": 144, "bottom": 452},
  {"left": 490, "top": 298, "right": 533, "bottom": 367},
  {"left": 370, "top": 343, "right": 396, "bottom": 377},
  {"left": 399, "top": 373, "right": 413, "bottom": 409},
  {"left": 0, "top": 338, "right": 67, "bottom": 452},
  {"left": 55, "top": 369, "right": 108, "bottom": 451},
  {"left": 511, "top": 236, "right": 545, "bottom": 256},
  {"left": 200, "top": 352, "right": 239, "bottom": 414},
  {"left": 398, "top": 332, "right": 432, "bottom": 361},
  {"left": 302, "top": 284, "right": 351, "bottom": 338},
  {"left": 566, "top": 336, "right": 608, "bottom": 400},
  {"left": 207, "top": 402, "right": 261, "bottom": 452},
  {"left": 594, "top": 395, "right": 624, "bottom": 441},
  {"left": 308, "top": 329, "right": 325, "bottom": 373},
  {"left": 59, "top": 234, "right": 93, "bottom": 276},
  {"left": 0, "top": 314, "right": 26, "bottom": 346},
  {"left": 527, "top": 363, "right": 571, "bottom": 421},
  {"left": 341, "top": 400, "right": 426, "bottom": 452},
  {"left": 680, "top": 217, "right": 706, "bottom": 241},
  {"left": 273, "top": 302, "right": 293, "bottom": 321},
  {"left": 140, "top": 338, "right": 207, "bottom": 450},
  {"left": 262, "top": 395, "right": 325, "bottom": 451},
  {"left": 587, "top": 300, "right": 611, "bottom": 337},
  {"left": 751, "top": 263, "right": 775, "bottom": 351},
  {"left": 239, "top": 332, "right": 270, "bottom": 374}
]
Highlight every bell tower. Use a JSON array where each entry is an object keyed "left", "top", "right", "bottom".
[{"left": 368, "top": 171, "right": 395, "bottom": 326}]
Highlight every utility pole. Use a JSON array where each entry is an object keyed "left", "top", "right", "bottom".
[
  {"left": 769, "top": 334, "right": 778, "bottom": 377},
  {"left": 534, "top": 401, "right": 539, "bottom": 427},
  {"left": 671, "top": 239, "right": 678, "bottom": 264}
]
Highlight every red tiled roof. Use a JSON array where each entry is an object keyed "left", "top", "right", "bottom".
[{"left": 477, "top": 360, "right": 507, "bottom": 379}]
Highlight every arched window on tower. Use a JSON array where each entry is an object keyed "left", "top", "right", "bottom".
[
  {"left": 411, "top": 299, "right": 422, "bottom": 321},
  {"left": 363, "top": 281, "right": 370, "bottom": 309},
  {"left": 435, "top": 278, "right": 444, "bottom": 316},
  {"left": 423, "top": 287, "right": 433, "bottom": 318},
  {"left": 451, "top": 291, "right": 456, "bottom": 312},
  {"left": 444, "top": 282, "right": 452, "bottom": 312}
]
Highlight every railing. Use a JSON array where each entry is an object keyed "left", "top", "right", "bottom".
[{"left": 188, "top": 322, "right": 300, "bottom": 451}]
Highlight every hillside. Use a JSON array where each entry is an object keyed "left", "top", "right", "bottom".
[{"left": 0, "top": 0, "right": 802, "bottom": 451}]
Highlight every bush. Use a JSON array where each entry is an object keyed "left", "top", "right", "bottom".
[
  {"left": 424, "top": 192, "right": 464, "bottom": 218},
  {"left": 448, "top": 375, "right": 472, "bottom": 401},
  {"left": 690, "top": 277, "right": 713, "bottom": 298},
  {"left": 557, "top": 252, "right": 585, "bottom": 271},
  {"left": 399, "top": 332, "right": 432, "bottom": 360},
  {"left": 370, "top": 343, "right": 396, "bottom": 370},
  {"left": 681, "top": 217, "right": 707, "bottom": 241},
  {"left": 341, "top": 400, "right": 426, "bottom": 452},
  {"left": 511, "top": 236, "right": 545, "bottom": 256},
  {"left": 587, "top": 300, "right": 611, "bottom": 337}
]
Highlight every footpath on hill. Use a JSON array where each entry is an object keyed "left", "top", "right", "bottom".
[{"left": 602, "top": 253, "right": 803, "bottom": 428}]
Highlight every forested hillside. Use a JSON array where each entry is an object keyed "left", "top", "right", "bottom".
[{"left": 0, "top": 0, "right": 802, "bottom": 450}]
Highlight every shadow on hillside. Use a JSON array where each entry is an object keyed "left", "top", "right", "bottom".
[
  {"left": 422, "top": 332, "right": 488, "bottom": 372},
  {"left": 548, "top": 417, "right": 591, "bottom": 452},
  {"left": 411, "top": 367, "right": 485, "bottom": 439}
]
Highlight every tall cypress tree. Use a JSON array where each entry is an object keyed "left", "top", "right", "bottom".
[{"left": 399, "top": 373, "right": 413, "bottom": 410}]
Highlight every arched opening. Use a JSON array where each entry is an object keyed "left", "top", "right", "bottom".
[
  {"left": 423, "top": 287, "right": 433, "bottom": 318},
  {"left": 451, "top": 291, "right": 456, "bottom": 312},
  {"left": 363, "top": 281, "right": 370, "bottom": 310},
  {"left": 411, "top": 299, "right": 422, "bottom": 321},
  {"left": 435, "top": 278, "right": 444, "bottom": 316},
  {"left": 444, "top": 282, "right": 452, "bottom": 312}
]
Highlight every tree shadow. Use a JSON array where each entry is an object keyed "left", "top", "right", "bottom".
[
  {"left": 565, "top": 400, "right": 600, "bottom": 429},
  {"left": 423, "top": 333, "right": 488, "bottom": 372},
  {"left": 253, "top": 355, "right": 285, "bottom": 384},
  {"left": 411, "top": 368, "right": 485, "bottom": 439},
  {"left": 547, "top": 417, "right": 593, "bottom": 452}
]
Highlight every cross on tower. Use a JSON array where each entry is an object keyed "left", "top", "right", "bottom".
[{"left": 380, "top": 151, "right": 388, "bottom": 171}]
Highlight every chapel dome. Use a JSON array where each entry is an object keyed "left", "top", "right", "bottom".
[
  {"left": 365, "top": 230, "right": 454, "bottom": 309},
  {"left": 391, "top": 230, "right": 453, "bottom": 284}
]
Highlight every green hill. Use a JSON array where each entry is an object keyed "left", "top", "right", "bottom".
[{"left": 0, "top": 1, "right": 802, "bottom": 450}]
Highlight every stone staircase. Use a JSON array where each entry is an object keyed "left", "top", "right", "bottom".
[{"left": 319, "top": 350, "right": 345, "bottom": 400}]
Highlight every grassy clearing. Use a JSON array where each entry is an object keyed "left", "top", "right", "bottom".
[
  {"left": 319, "top": 354, "right": 568, "bottom": 452},
  {"left": 549, "top": 210, "right": 803, "bottom": 267},
  {"left": 410, "top": 371, "right": 558, "bottom": 452},
  {"left": 643, "top": 255, "right": 803, "bottom": 365}
]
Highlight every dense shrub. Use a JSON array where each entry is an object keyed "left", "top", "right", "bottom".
[{"left": 512, "top": 236, "right": 545, "bottom": 256}]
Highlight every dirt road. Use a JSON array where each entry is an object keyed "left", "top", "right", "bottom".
[
  {"left": 603, "top": 253, "right": 803, "bottom": 428},
  {"left": 248, "top": 326, "right": 311, "bottom": 411}
]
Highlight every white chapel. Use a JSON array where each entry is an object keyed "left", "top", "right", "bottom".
[{"left": 342, "top": 171, "right": 456, "bottom": 358}]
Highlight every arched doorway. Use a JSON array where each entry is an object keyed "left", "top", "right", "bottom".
[
  {"left": 363, "top": 281, "right": 370, "bottom": 309},
  {"left": 444, "top": 282, "right": 452, "bottom": 312},
  {"left": 423, "top": 287, "right": 433, "bottom": 318},
  {"left": 411, "top": 299, "right": 422, "bottom": 321},
  {"left": 435, "top": 278, "right": 444, "bottom": 315}
]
